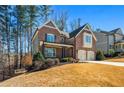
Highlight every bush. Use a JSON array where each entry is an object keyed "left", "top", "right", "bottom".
[
  {"left": 32, "top": 61, "right": 44, "bottom": 71},
  {"left": 33, "top": 52, "right": 45, "bottom": 61},
  {"left": 60, "top": 57, "right": 73, "bottom": 62},
  {"left": 96, "top": 50, "right": 105, "bottom": 60},
  {"left": 108, "top": 49, "right": 115, "bottom": 57},
  {"left": 61, "top": 58, "right": 68, "bottom": 62},
  {"left": 54, "top": 58, "right": 60, "bottom": 65},
  {"left": 45, "top": 58, "right": 56, "bottom": 67},
  {"left": 74, "top": 59, "right": 79, "bottom": 63},
  {"left": 68, "top": 57, "right": 74, "bottom": 63}
]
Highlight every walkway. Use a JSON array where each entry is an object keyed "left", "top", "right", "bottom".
[{"left": 85, "top": 61, "right": 124, "bottom": 67}]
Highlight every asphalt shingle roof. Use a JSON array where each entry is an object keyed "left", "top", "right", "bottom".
[
  {"left": 69, "top": 24, "right": 87, "bottom": 38},
  {"left": 99, "top": 28, "right": 123, "bottom": 36}
]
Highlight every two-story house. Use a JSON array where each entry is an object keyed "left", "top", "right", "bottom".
[
  {"left": 32, "top": 20, "right": 97, "bottom": 61},
  {"left": 94, "top": 28, "right": 124, "bottom": 53}
]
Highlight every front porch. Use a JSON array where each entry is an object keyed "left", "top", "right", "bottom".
[
  {"left": 114, "top": 41, "right": 124, "bottom": 52},
  {"left": 40, "top": 41, "right": 74, "bottom": 59}
]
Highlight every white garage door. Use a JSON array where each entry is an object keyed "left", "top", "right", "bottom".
[
  {"left": 87, "top": 51, "right": 95, "bottom": 60},
  {"left": 78, "top": 50, "right": 86, "bottom": 62}
]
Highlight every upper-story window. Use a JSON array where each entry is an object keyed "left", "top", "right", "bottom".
[
  {"left": 85, "top": 35, "right": 92, "bottom": 44},
  {"left": 83, "top": 33, "right": 92, "bottom": 48},
  {"left": 46, "top": 33, "right": 55, "bottom": 42}
]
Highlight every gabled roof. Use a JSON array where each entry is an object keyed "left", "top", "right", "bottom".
[
  {"left": 109, "top": 28, "right": 123, "bottom": 35},
  {"left": 69, "top": 24, "right": 86, "bottom": 38},
  {"left": 110, "top": 28, "right": 120, "bottom": 33},
  {"left": 115, "top": 39, "right": 124, "bottom": 43},
  {"left": 32, "top": 20, "right": 69, "bottom": 41},
  {"left": 99, "top": 28, "right": 123, "bottom": 36},
  {"left": 69, "top": 23, "right": 97, "bottom": 40},
  {"left": 38, "top": 20, "right": 61, "bottom": 34},
  {"left": 32, "top": 21, "right": 97, "bottom": 41}
]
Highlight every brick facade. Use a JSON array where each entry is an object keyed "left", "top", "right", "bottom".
[{"left": 32, "top": 20, "right": 96, "bottom": 60}]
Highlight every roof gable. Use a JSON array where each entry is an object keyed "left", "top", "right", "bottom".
[
  {"left": 38, "top": 20, "right": 61, "bottom": 34},
  {"left": 110, "top": 28, "right": 123, "bottom": 35},
  {"left": 69, "top": 24, "right": 97, "bottom": 41},
  {"left": 69, "top": 24, "right": 86, "bottom": 38},
  {"left": 45, "top": 21, "right": 56, "bottom": 28},
  {"left": 32, "top": 20, "right": 61, "bottom": 41}
]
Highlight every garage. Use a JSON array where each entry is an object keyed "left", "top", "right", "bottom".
[
  {"left": 87, "top": 51, "right": 95, "bottom": 60},
  {"left": 78, "top": 50, "right": 95, "bottom": 61},
  {"left": 78, "top": 50, "right": 86, "bottom": 62}
]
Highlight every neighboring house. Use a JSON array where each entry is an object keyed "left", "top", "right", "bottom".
[
  {"left": 32, "top": 20, "right": 97, "bottom": 61},
  {"left": 94, "top": 28, "right": 124, "bottom": 53}
]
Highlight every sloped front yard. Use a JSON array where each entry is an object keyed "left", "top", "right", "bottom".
[{"left": 0, "top": 63, "right": 124, "bottom": 87}]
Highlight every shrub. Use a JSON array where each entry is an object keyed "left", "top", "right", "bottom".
[
  {"left": 60, "top": 57, "right": 73, "bottom": 62},
  {"left": 33, "top": 61, "right": 44, "bottom": 71},
  {"left": 75, "top": 59, "right": 79, "bottom": 63},
  {"left": 108, "top": 49, "right": 115, "bottom": 57},
  {"left": 54, "top": 58, "right": 60, "bottom": 65},
  {"left": 96, "top": 50, "right": 105, "bottom": 60},
  {"left": 68, "top": 57, "right": 74, "bottom": 63},
  {"left": 61, "top": 58, "right": 68, "bottom": 62},
  {"left": 33, "top": 52, "right": 45, "bottom": 61},
  {"left": 45, "top": 58, "right": 56, "bottom": 67}
]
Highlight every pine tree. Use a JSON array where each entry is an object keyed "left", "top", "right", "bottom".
[{"left": 38, "top": 5, "right": 53, "bottom": 22}]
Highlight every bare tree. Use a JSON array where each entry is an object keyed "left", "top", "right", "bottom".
[
  {"left": 54, "top": 11, "right": 69, "bottom": 32},
  {"left": 70, "top": 18, "right": 82, "bottom": 31}
]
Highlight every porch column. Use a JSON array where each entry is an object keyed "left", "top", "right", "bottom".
[
  {"left": 121, "top": 44, "right": 123, "bottom": 49},
  {"left": 122, "top": 44, "right": 124, "bottom": 49}
]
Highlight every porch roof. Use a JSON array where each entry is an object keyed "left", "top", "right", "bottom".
[
  {"left": 43, "top": 42, "right": 74, "bottom": 48},
  {"left": 115, "top": 40, "right": 124, "bottom": 44}
]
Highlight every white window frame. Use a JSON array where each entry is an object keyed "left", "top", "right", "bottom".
[
  {"left": 46, "top": 33, "right": 55, "bottom": 42},
  {"left": 83, "top": 32, "right": 92, "bottom": 48}
]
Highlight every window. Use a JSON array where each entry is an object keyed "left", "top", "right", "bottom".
[
  {"left": 83, "top": 33, "right": 92, "bottom": 48},
  {"left": 44, "top": 48, "right": 56, "bottom": 57},
  {"left": 85, "top": 35, "right": 92, "bottom": 44},
  {"left": 46, "top": 34, "right": 55, "bottom": 42},
  {"left": 61, "top": 37, "right": 65, "bottom": 43}
]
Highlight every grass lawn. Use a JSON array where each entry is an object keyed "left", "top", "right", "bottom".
[
  {"left": 105, "top": 57, "right": 124, "bottom": 62},
  {"left": 0, "top": 63, "right": 124, "bottom": 87}
]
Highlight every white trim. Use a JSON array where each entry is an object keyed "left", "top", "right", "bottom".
[
  {"left": 44, "top": 42, "right": 74, "bottom": 48},
  {"left": 46, "top": 33, "right": 55, "bottom": 42},
  {"left": 44, "top": 47, "right": 56, "bottom": 57},
  {"left": 83, "top": 32, "right": 92, "bottom": 48},
  {"left": 32, "top": 29, "right": 39, "bottom": 42},
  {"left": 38, "top": 20, "right": 62, "bottom": 34},
  {"left": 32, "top": 20, "right": 61, "bottom": 41},
  {"left": 44, "top": 25, "right": 58, "bottom": 29},
  {"left": 75, "top": 24, "right": 97, "bottom": 41}
]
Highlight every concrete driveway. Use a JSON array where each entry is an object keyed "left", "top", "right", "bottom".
[{"left": 85, "top": 61, "right": 124, "bottom": 67}]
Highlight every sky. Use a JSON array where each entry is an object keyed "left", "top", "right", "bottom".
[{"left": 53, "top": 5, "right": 124, "bottom": 32}]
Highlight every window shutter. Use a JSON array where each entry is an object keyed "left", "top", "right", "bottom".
[
  {"left": 54, "top": 35, "right": 56, "bottom": 42},
  {"left": 45, "top": 33, "right": 47, "bottom": 41}
]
